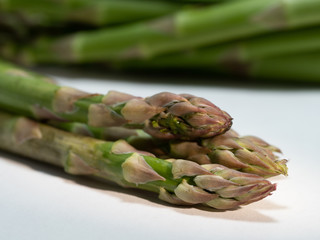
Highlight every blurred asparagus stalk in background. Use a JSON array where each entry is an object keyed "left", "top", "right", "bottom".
[
  {"left": 116, "top": 27, "right": 320, "bottom": 82},
  {"left": 0, "top": 0, "right": 319, "bottom": 83},
  {"left": 245, "top": 53, "right": 320, "bottom": 82},
  {"left": 3, "top": 0, "right": 320, "bottom": 64},
  {"left": 0, "top": 111, "right": 276, "bottom": 210},
  {"left": 129, "top": 51, "right": 320, "bottom": 82},
  {"left": 117, "top": 27, "right": 320, "bottom": 68},
  {"left": 0, "top": 0, "right": 181, "bottom": 26}
]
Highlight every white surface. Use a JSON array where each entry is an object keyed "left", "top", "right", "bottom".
[{"left": 1, "top": 70, "right": 320, "bottom": 240}]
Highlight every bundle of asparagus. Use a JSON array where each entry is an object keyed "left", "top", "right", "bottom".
[
  {"left": 0, "top": 60, "right": 288, "bottom": 210},
  {"left": 0, "top": 111, "right": 277, "bottom": 210},
  {"left": 0, "top": 0, "right": 320, "bottom": 82},
  {"left": 1, "top": 0, "right": 293, "bottom": 210}
]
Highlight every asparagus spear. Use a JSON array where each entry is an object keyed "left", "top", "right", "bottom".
[
  {"left": 168, "top": 130, "right": 288, "bottom": 178},
  {"left": 50, "top": 122, "right": 288, "bottom": 178},
  {"left": 0, "top": 60, "right": 232, "bottom": 140},
  {"left": 8, "top": 0, "right": 320, "bottom": 64},
  {"left": 0, "top": 0, "right": 181, "bottom": 26},
  {"left": 0, "top": 111, "right": 276, "bottom": 210},
  {"left": 247, "top": 53, "right": 320, "bottom": 83},
  {"left": 117, "top": 27, "right": 320, "bottom": 70},
  {"left": 118, "top": 51, "right": 320, "bottom": 83}
]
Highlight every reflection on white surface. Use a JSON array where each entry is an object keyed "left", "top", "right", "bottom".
[{"left": 0, "top": 70, "right": 319, "bottom": 240}]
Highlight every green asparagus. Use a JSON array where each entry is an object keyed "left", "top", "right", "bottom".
[
  {"left": 118, "top": 50, "right": 320, "bottom": 83},
  {"left": 0, "top": 60, "right": 232, "bottom": 140},
  {"left": 0, "top": 111, "right": 276, "bottom": 210},
  {"left": 0, "top": 0, "right": 181, "bottom": 26},
  {"left": 7, "top": 0, "right": 320, "bottom": 64},
  {"left": 116, "top": 27, "right": 320, "bottom": 69},
  {"left": 50, "top": 122, "right": 288, "bottom": 178},
  {"left": 248, "top": 53, "right": 320, "bottom": 82},
  {"left": 168, "top": 130, "right": 288, "bottom": 178}
]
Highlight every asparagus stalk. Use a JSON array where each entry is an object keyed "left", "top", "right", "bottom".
[
  {"left": 50, "top": 122, "right": 288, "bottom": 178},
  {"left": 169, "top": 0, "right": 239, "bottom": 1},
  {"left": 248, "top": 53, "right": 320, "bottom": 83},
  {"left": 9, "top": 0, "right": 320, "bottom": 63},
  {"left": 117, "top": 27, "right": 320, "bottom": 70},
  {"left": 48, "top": 121, "right": 171, "bottom": 158},
  {"left": 118, "top": 51, "right": 320, "bottom": 83},
  {"left": 0, "top": 111, "right": 276, "bottom": 210},
  {"left": 0, "top": 60, "right": 232, "bottom": 140},
  {"left": 0, "top": 0, "right": 181, "bottom": 26},
  {"left": 168, "top": 130, "right": 288, "bottom": 178}
]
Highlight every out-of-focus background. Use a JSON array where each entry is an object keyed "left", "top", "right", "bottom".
[
  {"left": 1, "top": 0, "right": 320, "bottom": 84},
  {"left": 1, "top": 0, "right": 320, "bottom": 239}
]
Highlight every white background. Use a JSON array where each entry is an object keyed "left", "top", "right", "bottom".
[{"left": 1, "top": 69, "right": 319, "bottom": 239}]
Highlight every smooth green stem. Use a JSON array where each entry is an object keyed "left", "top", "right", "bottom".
[
  {"left": 120, "top": 52, "right": 320, "bottom": 83},
  {"left": 250, "top": 53, "right": 320, "bottom": 82},
  {"left": 14, "top": 0, "right": 320, "bottom": 63},
  {"left": 0, "top": 60, "right": 95, "bottom": 121},
  {"left": 118, "top": 27, "right": 320, "bottom": 69},
  {"left": 0, "top": 0, "right": 181, "bottom": 26}
]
